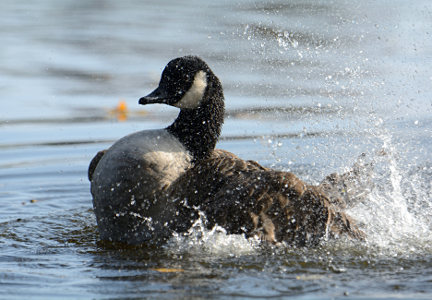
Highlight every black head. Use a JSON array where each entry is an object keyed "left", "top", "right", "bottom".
[
  {"left": 139, "top": 56, "right": 212, "bottom": 109},
  {"left": 139, "top": 56, "right": 225, "bottom": 162}
]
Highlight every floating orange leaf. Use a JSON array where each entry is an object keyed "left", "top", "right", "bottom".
[
  {"left": 116, "top": 100, "right": 128, "bottom": 113},
  {"left": 109, "top": 100, "right": 128, "bottom": 121}
]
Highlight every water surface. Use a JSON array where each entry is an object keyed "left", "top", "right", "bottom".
[{"left": 1, "top": 0, "right": 432, "bottom": 299}]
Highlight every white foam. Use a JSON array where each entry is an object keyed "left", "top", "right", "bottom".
[{"left": 164, "top": 211, "right": 260, "bottom": 257}]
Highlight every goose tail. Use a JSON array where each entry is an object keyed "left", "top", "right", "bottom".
[{"left": 319, "top": 153, "right": 374, "bottom": 209}]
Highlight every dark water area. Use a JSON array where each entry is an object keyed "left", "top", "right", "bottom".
[{"left": 1, "top": 0, "right": 432, "bottom": 299}]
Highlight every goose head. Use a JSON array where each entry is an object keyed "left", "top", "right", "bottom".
[
  {"left": 139, "top": 56, "right": 213, "bottom": 109},
  {"left": 139, "top": 56, "right": 225, "bottom": 161}
]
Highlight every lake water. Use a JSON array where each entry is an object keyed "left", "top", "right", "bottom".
[{"left": 1, "top": 0, "right": 432, "bottom": 299}]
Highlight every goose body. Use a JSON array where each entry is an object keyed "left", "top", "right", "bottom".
[
  {"left": 89, "top": 56, "right": 364, "bottom": 246},
  {"left": 90, "top": 129, "right": 192, "bottom": 243}
]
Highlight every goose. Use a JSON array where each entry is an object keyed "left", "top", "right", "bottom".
[{"left": 89, "top": 55, "right": 365, "bottom": 246}]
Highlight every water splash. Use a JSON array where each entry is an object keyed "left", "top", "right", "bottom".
[
  {"left": 161, "top": 129, "right": 431, "bottom": 257},
  {"left": 351, "top": 131, "right": 432, "bottom": 255},
  {"left": 165, "top": 211, "right": 260, "bottom": 257},
  {"left": 277, "top": 31, "right": 302, "bottom": 58}
]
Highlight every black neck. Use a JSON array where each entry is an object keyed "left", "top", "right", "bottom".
[{"left": 167, "top": 75, "right": 224, "bottom": 162}]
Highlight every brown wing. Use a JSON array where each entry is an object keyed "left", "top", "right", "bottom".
[
  {"left": 170, "top": 149, "right": 364, "bottom": 246},
  {"left": 88, "top": 150, "right": 107, "bottom": 181}
]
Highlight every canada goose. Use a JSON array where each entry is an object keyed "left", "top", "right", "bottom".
[{"left": 89, "top": 56, "right": 365, "bottom": 246}]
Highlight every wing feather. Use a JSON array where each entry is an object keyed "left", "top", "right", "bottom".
[
  {"left": 170, "top": 149, "right": 364, "bottom": 246},
  {"left": 88, "top": 150, "right": 107, "bottom": 181}
]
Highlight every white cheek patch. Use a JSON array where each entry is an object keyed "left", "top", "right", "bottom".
[{"left": 174, "top": 70, "right": 207, "bottom": 109}]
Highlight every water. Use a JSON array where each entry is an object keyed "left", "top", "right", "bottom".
[{"left": 1, "top": 0, "right": 432, "bottom": 298}]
